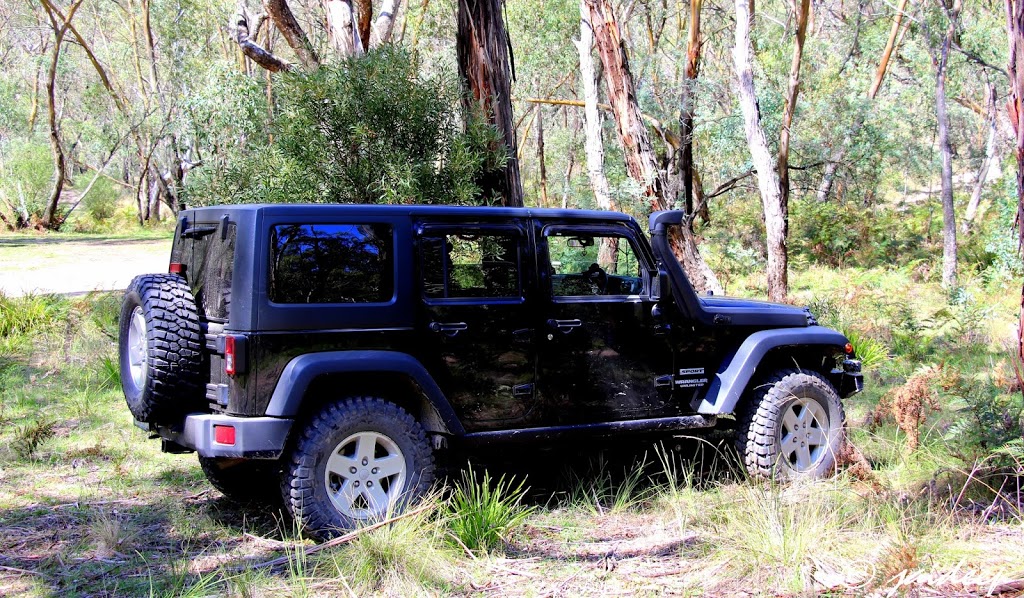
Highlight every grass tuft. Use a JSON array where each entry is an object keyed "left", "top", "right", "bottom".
[{"left": 446, "top": 467, "right": 535, "bottom": 554}]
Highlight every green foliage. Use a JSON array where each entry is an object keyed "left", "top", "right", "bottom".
[
  {"left": 0, "top": 292, "right": 70, "bottom": 337},
  {"left": 446, "top": 468, "right": 535, "bottom": 553},
  {"left": 0, "top": 138, "right": 53, "bottom": 224},
  {"left": 187, "top": 49, "right": 504, "bottom": 207},
  {"left": 843, "top": 328, "right": 889, "bottom": 369},
  {"left": 79, "top": 177, "right": 121, "bottom": 223},
  {"left": 12, "top": 418, "right": 56, "bottom": 459},
  {"left": 945, "top": 372, "right": 1024, "bottom": 461}
]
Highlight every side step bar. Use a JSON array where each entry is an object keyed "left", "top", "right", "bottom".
[{"left": 460, "top": 414, "right": 717, "bottom": 445}]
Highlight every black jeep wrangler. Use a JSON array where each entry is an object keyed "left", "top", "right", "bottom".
[{"left": 119, "top": 205, "right": 862, "bottom": 538}]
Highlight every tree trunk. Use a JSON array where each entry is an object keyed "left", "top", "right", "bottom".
[
  {"left": 963, "top": 82, "right": 998, "bottom": 233},
  {"left": 816, "top": 115, "right": 864, "bottom": 202},
  {"left": 778, "top": 0, "right": 810, "bottom": 208},
  {"left": 39, "top": 0, "right": 85, "bottom": 230},
  {"left": 575, "top": 12, "right": 614, "bottom": 212},
  {"left": 584, "top": 0, "right": 721, "bottom": 294},
  {"left": 868, "top": 0, "right": 910, "bottom": 99},
  {"left": 733, "top": 0, "right": 787, "bottom": 301},
  {"left": 457, "top": 0, "right": 523, "bottom": 207},
  {"left": 536, "top": 106, "right": 549, "bottom": 207},
  {"left": 324, "top": 0, "right": 362, "bottom": 56},
  {"left": 1005, "top": 0, "right": 1024, "bottom": 363},
  {"left": 265, "top": 0, "right": 320, "bottom": 69},
  {"left": 934, "top": 0, "right": 961, "bottom": 289},
  {"left": 370, "top": 0, "right": 402, "bottom": 47},
  {"left": 679, "top": 0, "right": 703, "bottom": 221}
]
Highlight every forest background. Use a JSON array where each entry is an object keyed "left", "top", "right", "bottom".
[{"left": 1, "top": 0, "right": 1024, "bottom": 595}]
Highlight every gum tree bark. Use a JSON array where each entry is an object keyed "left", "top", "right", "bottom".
[
  {"left": 778, "top": 0, "right": 810, "bottom": 208},
  {"left": 457, "top": 0, "right": 523, "bottom": 207},
  {"left": 679, "top": 0, "right": 702, "bottom": 223},
  {"left": 584, "top": 0, "right": 722, "bottom": 294},
  {"left": 575, "top": 13, "right": 614, "bottom": 212},
  {"left": 733, "top": 0, "right": 787, "bottom": 301},
  {"left": 1005, "top": 0, "right": 1024, "bottom": 363},
  {"left": 868, "top": 0, "right": 910, "bottom": 99},
  {"left": 962, "top": 82, "right": 998, "bottom": 233},
  {"left": 931, "top": 0, "right": 962, "bottom": 289}
]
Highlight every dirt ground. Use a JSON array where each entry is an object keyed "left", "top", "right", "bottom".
[{"left": 0, "top": 235, "right": 171, "bottom": 297}]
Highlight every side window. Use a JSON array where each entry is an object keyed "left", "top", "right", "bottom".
[
  {"left": 547, "top": 232, "right": 644, "bottom": 297},
  {"left": 421, "top": 231, "right": 521, "bottom": 299},
  {"left": 269, "top": 223, "right": 394, "bottom": 304}
]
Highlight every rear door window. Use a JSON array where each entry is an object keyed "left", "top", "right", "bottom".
[{"left": 268, "top": 224, "right": 394, "bottom": 304}]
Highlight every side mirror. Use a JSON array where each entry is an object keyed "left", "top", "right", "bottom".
[{"left": 651, "top": 269, "right": 671, "bottom": 303}]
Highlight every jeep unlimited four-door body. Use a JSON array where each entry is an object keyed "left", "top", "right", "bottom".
[{"left": 119, "top": 204, "right": 862, "bottom": 538}]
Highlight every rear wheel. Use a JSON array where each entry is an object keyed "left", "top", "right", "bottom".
[
  {"left": 737, "top": 370, "right": 846, "bottom": 480},
  {"left": 282, "top": 397, "right": 435, "bottom": 540}
]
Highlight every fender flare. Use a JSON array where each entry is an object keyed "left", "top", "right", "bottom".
[
  {"left": 264, "top": 350, "right": 466, "bottom": 436},
  {"left": 696, "top": 326, "right": 849, "bottom": 415}
]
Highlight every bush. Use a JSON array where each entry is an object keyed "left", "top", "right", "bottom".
[
  {"left": 186, "top": 49, "right": 504, "bottom": 207},
  {"left": 0, "top": 138, "right": 54, "bottom": 226}
]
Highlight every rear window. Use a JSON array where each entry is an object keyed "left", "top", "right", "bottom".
[
  {"left": 269, "top": 224, "right": 394, "bottom": 304},
  {"left": 172, "top": 219, "right": 236, "bottom": 321}
]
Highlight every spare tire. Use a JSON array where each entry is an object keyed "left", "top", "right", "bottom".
[{"left": 119, "top": 274, "right": 204, "bottom": 423}]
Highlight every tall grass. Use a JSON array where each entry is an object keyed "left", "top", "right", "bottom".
[
  {"left": 446, "top": 468, "right": 535, "bottom": 554},
  {"left": 0, "top": 292, "right": 70, "bottom": 337}
]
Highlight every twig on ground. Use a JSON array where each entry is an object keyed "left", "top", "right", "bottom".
[
  {"left": 231, "top": 503, "right": 434, "bottom": 571},
  {"left": 0, "top": 564, "right": 51, "bottom": 579}
]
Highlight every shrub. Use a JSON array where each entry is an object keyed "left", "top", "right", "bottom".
[{"left": 186, "top": 48, "right": 504, "bottom": 208}]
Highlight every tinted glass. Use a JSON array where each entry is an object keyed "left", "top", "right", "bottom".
[
  {"left": 547, "top": 233, "right": 643, "bottom": 296},
  {"left": 421, "top": 232, "right": 520, "bottom": 299},
  {"left": 269, "top": 224, "right": 393, "bottom": 304}
]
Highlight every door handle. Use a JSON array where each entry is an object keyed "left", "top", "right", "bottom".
[
  {"left": 547, "top": 318, "right": 582, "bottom": 333},
  {"left": 429, "top": 321, "right": 468, "bottom": 337}
]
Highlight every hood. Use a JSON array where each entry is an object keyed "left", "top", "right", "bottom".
[{"left": 698, "top": 295, "right": 814, "bottom": 327}]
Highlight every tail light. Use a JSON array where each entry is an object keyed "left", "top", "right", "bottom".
[
  {"left": 224, "top": 335, "right": 236, "bottom": 375},
  {"left": 222, "top": 334, "right": 247, "bottom": 376}
]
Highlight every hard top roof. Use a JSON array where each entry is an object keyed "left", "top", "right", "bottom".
[{"left": 182, "top": 203, "right": 639, "bottom": 223}]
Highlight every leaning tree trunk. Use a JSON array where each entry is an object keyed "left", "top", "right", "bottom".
[
  {"left": 457, "top": 0, "right": 524, "bottom": 207},
  {"left": 734, "top": 0, "right": 787, "bottom": 301},
  {"left": 584, "top": 0, "right": 722, "bottom": 294},
  {"left": 963, "top": 82, "right": 998, "bottom": 233},
  {"left": 778, "top": 0, "right": 810, "bottom": 209}
]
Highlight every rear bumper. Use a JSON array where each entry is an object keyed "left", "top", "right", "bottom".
[{"left": 144, "top": 414, "right": 293, "bottom": 459}]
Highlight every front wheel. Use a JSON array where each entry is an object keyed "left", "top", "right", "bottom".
[
  {"left": 282, "top": 397, "right": 435, "bottom": 540},
  {"left": 737, "top": 370, "right": 846, "bottom": 481}
]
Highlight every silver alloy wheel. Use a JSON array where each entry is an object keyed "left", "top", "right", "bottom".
[
  {"left": 777, "top": 396, "right": 829, "bottom": 472},
  {"left": 324, "top": 431, "right": 407, "bottom": 520},
  {"left": 127, "top": 306, "right": 148, "bottom": 389}
]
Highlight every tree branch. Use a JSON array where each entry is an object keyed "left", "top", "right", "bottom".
[
  {"left": 232, "top": 5, "right": 291, "bottom": 72},
  {"left": 264, "top": 0, "right": 320, "bottom": 69}
]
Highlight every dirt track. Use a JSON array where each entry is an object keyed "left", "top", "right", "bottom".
[{"left": 0, "top": 235, "right": 171, "bottom": 297}]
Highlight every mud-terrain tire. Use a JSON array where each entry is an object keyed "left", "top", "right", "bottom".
[
  {"left": 283, "top": 397, "right": 435, "bottom": 540},
  {"left": 737, "top": 370, "right": 846, "bottom": 481},
  {"left": 199, "top": 456, "right": 282, "bottom": 504},
  {"left": 118, "top": 274, "right": 203, "bottom": 423}
]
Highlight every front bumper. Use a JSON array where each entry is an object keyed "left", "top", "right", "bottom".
[
  {"left": 831, "top": 359, "right": 864, "bottom": 398},
  {"left": 141, "top": 414, "right": 293, "bottom": 459}
]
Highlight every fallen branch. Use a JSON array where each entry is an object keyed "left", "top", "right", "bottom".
[
  {"left": 0, "top": 564, "right": 51, "bottom": 580},
  {"left": 232, "top": 503, "right": 434, "bottom": 571}
]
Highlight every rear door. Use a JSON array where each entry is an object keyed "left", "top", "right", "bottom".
[
  {"left": 536, "top": 222, "right": 676, "bottom": 425},
  {"left": 415, "top": 221, "right": 539, "bottom": 432}
]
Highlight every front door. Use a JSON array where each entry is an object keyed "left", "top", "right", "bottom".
[
  {"left": 537, "top": 225, "right": 676, "bottom": 425},
  {"left": 416, "top": 222, "right": 539, "bottom": 432}
]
